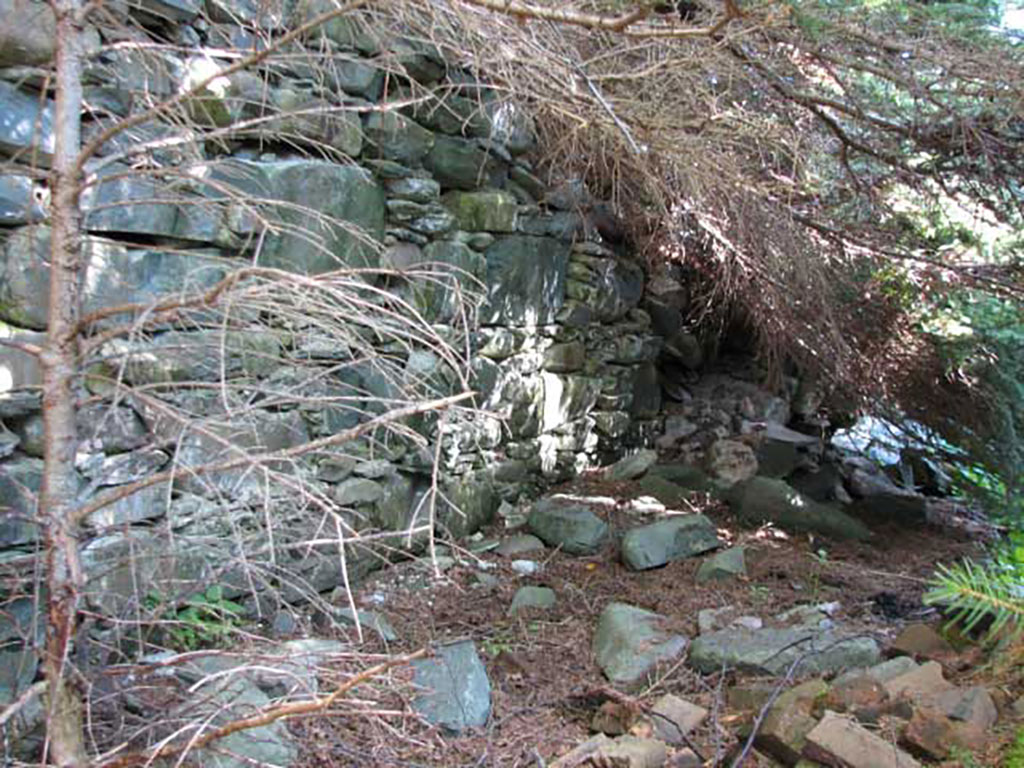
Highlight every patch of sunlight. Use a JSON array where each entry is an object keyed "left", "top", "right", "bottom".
[
  {"left": 0, "top": 365, "right": 12, "bottom": 393},
  {"left": 183, "top": 56, "right": 230, "bottom": 97},
  {"left": 550, "top": 493, "right": 617, "bottom": 508}
]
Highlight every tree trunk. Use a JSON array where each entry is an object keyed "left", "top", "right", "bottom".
[{"left": 40, "top": 0, "right": 89, "bottom": 763}]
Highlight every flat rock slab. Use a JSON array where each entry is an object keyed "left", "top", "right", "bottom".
[
  {"left": 621, "top": 515, "right": 720, "bottom": 570},
  {"left": 804, "top": 710, "right": 922, "bottom": 768},
  {"left": 528, "top": 499, "right": 608, "bottom": 555},
  {"left": 689, "top": 626, "right": 880, "bottom": 677},
  {"left": 593, "top": 602, "right": 688, "bottom": 685},
  {"left": 651, "top": 694, "right": 707, "bottom": 745},
  {"left": 606, "top": 449, "right": 658, "bottom": 481},
  {"left": 727, "top": 476, "right": 871, "bottom": 541},
  {"left": 412, "top": 641, "right": 491, "bottom": 732}
]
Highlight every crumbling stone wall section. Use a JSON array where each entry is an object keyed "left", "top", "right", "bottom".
[{"left": 0, "top": 0, "right": 661, "bottom": 697}]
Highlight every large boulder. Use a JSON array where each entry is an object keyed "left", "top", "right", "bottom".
[
  {"left": 726, "top": 477, "right": 871, "bottom": 540},
  {"left": 620, "top": 515, "right": 720, "bottom": 571}
]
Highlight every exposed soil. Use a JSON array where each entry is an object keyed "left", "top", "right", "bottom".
[{"left": 290, "top": 472, "right": 1018, "bottom": 767}]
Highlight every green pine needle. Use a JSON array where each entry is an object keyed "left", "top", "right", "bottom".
[{"left": 925, "top": 558, "right": 1024, "bottom": 645}]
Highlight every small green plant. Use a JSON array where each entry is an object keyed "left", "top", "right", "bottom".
[
  {"left": 146, "top": 585, "right": 245, "bottom": 651},
  {"left": 808, "top": 548, "right": 830, "bottom": 601},
  {"left": 949, "top": 745, "right": 984, "bottom": 768},
  {"left": 925, "top": 558, "right": 1024, "bottom": 646}
]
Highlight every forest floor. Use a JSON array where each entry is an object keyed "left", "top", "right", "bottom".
[{"left": 290, "top": 471, "right": 1021, "bottom": 768}]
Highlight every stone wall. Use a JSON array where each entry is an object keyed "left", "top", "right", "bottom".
[{"left": 0, "top": 0, "right": 661, "bottom": 686}]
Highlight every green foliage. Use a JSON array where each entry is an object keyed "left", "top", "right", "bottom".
[
  {"left": 145, "top": 585, "right": 245, "bottom": 651},
  {"left": 925, "top": 557, "right": 1024, "bottom": 644},
  {"left": 1005, "top": 728, "right": 1024, "bottom": 768}
]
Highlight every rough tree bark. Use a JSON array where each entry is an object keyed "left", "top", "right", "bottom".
[{"left": 40, "top": 0, "right": 89, "bottom": 762}]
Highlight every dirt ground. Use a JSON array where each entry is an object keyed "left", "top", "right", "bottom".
[{"left": 290, "top": 472, "right": 1019, "bottom": 767}]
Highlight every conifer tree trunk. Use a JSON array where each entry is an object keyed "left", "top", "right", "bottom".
[{"left": 40, "top": 0, "right": 89, "bottom": 762}]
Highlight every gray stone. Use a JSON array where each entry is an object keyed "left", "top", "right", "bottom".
[
  {"left": 442, "top": 189, "right": 518, "bottom": 232},
  {"left": 517, "top": 210, "right": 587, "bottom": 240},
  {"left": 634, "top": 476, "right": 691, "bottom": 508},
  {"left": 409, "top": 240, "right": 486, "bottom": 322},
  {"left": 425, "top": 136, "right": 502, "bottom": 190},
  {"left": 755, "top": 679, "right": 829, "bottom": 764},
  {"left": 552, "top": 734, "right": 668, "bottom": 768},
  {"left": 727, "top": 477, "right": 872, "bottom": 541},
  {"left": 337, "top": 608, "right": 398, "bottom": 642},
  {"left": 689, "top": 625, "right": 880, "bottom": 677},
  {"left": 647, "top": 464, "right": 714, "bottom": 492},
  {"left": 97, "top": 330, "right": 283, "bottom": 385},
  {"left": 934, "top": 686, "right": 997, "bottom": 729},
  {"left": 804, "top": 711, "right": 921, "bottom": 768},
  {"left": 593, "top": 602, "right": 688, "bottom": 685},
  {"left": 590, "top": 257, "right": 645, "bottom": 322},
  {"left": 495, "top": 534, "right": 545, "bottom": 557},
  {"left": 0, "top": 81, "right": 54, "bottom": 164},
  {"left": 160, "top": 409, "right": 310, "bottom": 499},
  {"left": 363, "top": 111, "right": 435, "bottom": 165},
  {"left": 81, "top": 530, "right": 218, "bottom": 615},
  {"left": 386, "top": 176, "right": 441, "bottom": 203},
  {"left": 537, "top": 374, "right": 598, "bottom": 433},
  {"left": 84, "top": 482, "right": 171, "bottom": 529},
  {"left": 631, "top": 362, "right": 662, "bottom": 419},
  {"left": 606, "top": 449, "right": 658, "bottom": 481},
  {"left": 528, "top": 499, "right": 608, "bottom": 555},
  {"left": 0, "top": 456, "right": 42, "bottom": 546},
  {"left": 249, "top": 638, "right": 345, "bottom": 699},
  {"left": 292, "top": 1, "right": 382, "bottom": 53},
  {"left": 542, "top": 341, "right": 586, "bottom": 373},
  {"left": 79, "top": 448, "right": 169, "bottom": 487},
  {"left": 0, "top": 0, "right": 56, "bottom": 66},
  {"left": 508, "top": 586, "right": 556, "bottom": 614},
  {"left": 651, "top": 694, "right": 707, "bottom": 745},
  {"left": 697, "top": 606, "right": 762, "bottom": 635},
  {"left": 1, "top": 225, "right": 233, "bottom": 330},
  {"left": 482, "top": 236, "right": 568, "bottom": 326},
  {"left": 439, "top": 470, "right": 497, "bottom": 538},
  {"left": 696, "top": 546, "right": 746, "bottom": 583},
  {"left": 411, "top": 640, "right": 491, "bottom": 732},
  {"left": 206, "top": 0, "right": 287, "bottom": 24},
  {"left": 0, "top": 174, "right": 46, "bottom": 226},
  {"left": 184, "top": 666, "right": 298, "bottom": 767},
  {"left": 220, "top": 159, "right": 385, "bottom": 274},
  {"left": 621, "top": 515, "right": 720, "bottom": 571},
  {"left": 264, "top": 88, "right": 363, "bottom": 155},
  {"left": 0, "top": 326, "right": 43, "bottom": 392},
  {"left": 707, "top": 439, "right": 759, "bottom": 487},
  {"left": 134, "top": 0, "right": 201, "bottom": 21},
  {"left": 334, "top": 477, "right": 384, "bottom": 506}
]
